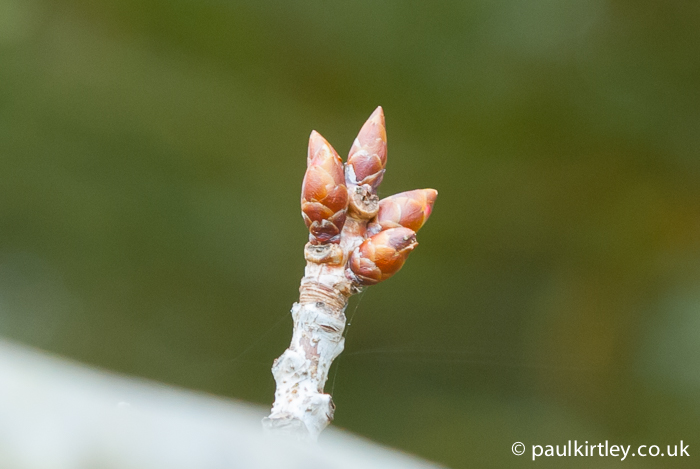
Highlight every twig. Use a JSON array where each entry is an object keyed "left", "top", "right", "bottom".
[{"left": 262, "top": 107, "right": 437, "bottom": 441}]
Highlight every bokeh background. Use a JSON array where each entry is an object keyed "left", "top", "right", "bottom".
[{"left": 1, "top": 1, "right": 699, "bottom": 467}]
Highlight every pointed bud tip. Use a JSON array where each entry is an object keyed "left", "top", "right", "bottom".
[
  {"left": 308, "top": 130, "right": 340, "bottom": 164},
  {"left": 355, "top": 106, "right": 386, "bottom": 144},
  {"left": 308, "top": 130, "right": 328, "bottom": 147},
  {"left": 425, "top": 188, "right": 438, "bottom": 205},
  {"left": 368, "top": 106, "right": 385, "bottom": 127},
  {"left": 423, "top": 189, "right": 438, "bottom": 219}
]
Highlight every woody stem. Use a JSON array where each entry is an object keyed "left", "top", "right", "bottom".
[
  {"left": 263, "top": 186, "right": 377, "bottom": 441},
  {"left": 262, "top": 253, "right": 352, "bottom": 440}
]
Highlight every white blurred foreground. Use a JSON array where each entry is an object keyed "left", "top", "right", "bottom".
[{"left": 0, "top": 340, "right": 443, "bottom": 469}]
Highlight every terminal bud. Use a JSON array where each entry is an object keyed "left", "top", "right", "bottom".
[
  {"left": 346, "top": 106, "right": 387, "bottom": 191},
  {"left": 301, "top": 131, "right": 348, "bottom": 244}
]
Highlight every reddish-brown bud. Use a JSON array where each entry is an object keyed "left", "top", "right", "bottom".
[
  {"left": 374, "top": 189, "right": 438, "bottom": 233},
  {"left": 348, "top": 227, "right": 418, "bottom": 285},
  {"left": 301, "top": 131, "right": 348, "bottom": 243},
  {"left": 346, "top": 106, "right": 387, "bottom": 190}
]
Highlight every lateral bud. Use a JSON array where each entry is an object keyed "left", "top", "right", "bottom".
[
  {"left": 301, "top": 131, "right": 349, "bottom": 244},
  {"left": 348, "top": 227, "right": 418, "bottom": 285},
  {"left": 368, "top": 189, "right": 438, "bottom": 235},
  {"left": 346, "top": 106, "right": 387, "bottom": 191}
]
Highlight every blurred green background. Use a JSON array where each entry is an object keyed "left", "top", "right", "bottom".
[{"left": 1, "top": 0, "right": 699, "bottom": 467}]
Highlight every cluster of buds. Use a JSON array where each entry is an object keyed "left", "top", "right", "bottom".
[
  {"left": 267, "top": 106, "right": 437, "bottom": 440},
  {"left": 300, "top": 106, "right": 437, "bottom": 286}
]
